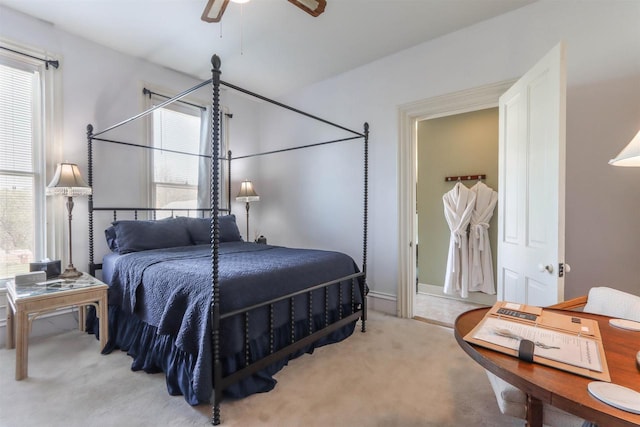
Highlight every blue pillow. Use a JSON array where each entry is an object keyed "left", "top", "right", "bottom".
[
  {"left": 105, "top": 226, "right": 118, "bottom": 252},
  {"left": 184, "top": 215, "right": 243, "bottom": 244},
  {"left": 110, "top": 217, "right": 192, "bottom": 254}
]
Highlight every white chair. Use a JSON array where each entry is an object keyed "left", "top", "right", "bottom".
[{"left": 486, "top": 287, "right": 640, "bottom": 427}]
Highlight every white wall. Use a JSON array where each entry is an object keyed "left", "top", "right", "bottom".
[
  {"left": 253, "top": 104, "right": 366, "bottom": 258},
  {"left": 267, "top": 0, "right": 640, "bottom": 303}
]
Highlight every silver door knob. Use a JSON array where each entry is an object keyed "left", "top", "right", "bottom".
[
  {"left": 564, "top": 263, "right": 571, "bottom": 273},
  {"left": 538, "top": 264, "right": 553, "bottom": 273}
]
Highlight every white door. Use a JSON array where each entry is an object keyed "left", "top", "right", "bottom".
[{"left": 497, "top": 43, "right": 567, "bottom": 306}]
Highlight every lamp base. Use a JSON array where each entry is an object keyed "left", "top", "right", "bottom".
[{"left": 59, "top": 266, "right": 82, "bottom": 279}]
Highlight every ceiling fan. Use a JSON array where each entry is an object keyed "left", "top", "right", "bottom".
[{"left": 202, "top": 0, "right": 327, "bottom": 23}]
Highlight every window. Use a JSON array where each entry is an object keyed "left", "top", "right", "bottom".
[
  {"left": 0, "top": 55, "right": 47, "bottom": 282},
  {"left": 149, "top": 92, "right": 228, "bottom": 217},
  {"left": 152, "top": 106, "right": 201, "bottom": 211}
]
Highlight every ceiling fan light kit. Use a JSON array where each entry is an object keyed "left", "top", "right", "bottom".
[{"left": 202, "top": 0, "right": 326, "bottom": 23}]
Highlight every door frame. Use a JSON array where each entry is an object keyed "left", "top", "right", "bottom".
[{"left": 397, "top": 80, "right": 515, "bottom": 318}]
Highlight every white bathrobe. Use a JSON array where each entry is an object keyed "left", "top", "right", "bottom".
[
  {"left": 443, "top": 182, "right": 476, "bottom": 298},
  {"left": 468, "top": 181, "right": 498, "bottom": 295}
]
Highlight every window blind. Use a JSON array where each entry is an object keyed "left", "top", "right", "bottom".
[{"left": 0, "top": 63, "right": 38, "bottom": 279}]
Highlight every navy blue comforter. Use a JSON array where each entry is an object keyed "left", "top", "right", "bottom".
[{"left": 104, "top": 242, "right": 362, "bottom": 404}]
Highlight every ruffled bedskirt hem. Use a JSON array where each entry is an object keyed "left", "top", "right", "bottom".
[{"left": 87, "top": 305, "right": 357, "bottom": 405}]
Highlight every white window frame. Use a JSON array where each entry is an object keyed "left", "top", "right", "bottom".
[{"left": 0, "top": 41, "right": 62, "bottom": 288}]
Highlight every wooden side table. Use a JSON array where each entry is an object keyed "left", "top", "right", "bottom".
[{"left": 5, "top": 272, "right": 108, "bottom": 380}]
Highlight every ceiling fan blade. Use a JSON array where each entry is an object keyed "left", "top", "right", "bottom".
[
  {"left": 202, "top": 0, "right": 230, "bottom": 23},
  {"left": 288, "top": 0, "right": 326, "bottom": 17}
]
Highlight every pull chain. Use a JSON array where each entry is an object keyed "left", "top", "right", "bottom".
[{"left": 240, "top": 3, "right": 244, "bottom": 55}]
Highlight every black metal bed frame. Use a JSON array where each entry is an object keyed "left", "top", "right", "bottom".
[{"left": 86, "top": 54, "right": 369, "bottom": 425}]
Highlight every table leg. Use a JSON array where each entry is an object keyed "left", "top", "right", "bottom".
[
  {"left": 6, "top": 300, "right": 15, "bottom": 349},
  {"left": 526, "top": 394, "right": 543, "bottom": 427},
  {"left": 98, "top": 294, "right": 108, "bottom": 352},
  {"left": 78, "top": 304, "right": 85, "bottom": 332},
  {"left": 15, "top": 310, "right": 28, "bottom": 380}
]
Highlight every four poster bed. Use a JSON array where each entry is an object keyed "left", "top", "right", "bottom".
[{"left": 86, "top": 55, "right": 369, "bottom": 425}]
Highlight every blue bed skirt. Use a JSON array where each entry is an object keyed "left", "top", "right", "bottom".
[{"left": 87, "top": 304, "right": 357, "bottom": 405}]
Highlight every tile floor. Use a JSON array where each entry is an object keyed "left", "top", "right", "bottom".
[{"left": 413, "top": 292, "right": 487, "bottom": 328}]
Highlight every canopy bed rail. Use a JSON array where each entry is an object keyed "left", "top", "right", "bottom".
[
  {"left": 90, "top": 79, "right": 212, "bottom": 138},
  {"left": 86, "top": 53, "right": 368, "bottom": 426},
  {"left": 219, "top": 80, "right": 365, "bottom": 138}
]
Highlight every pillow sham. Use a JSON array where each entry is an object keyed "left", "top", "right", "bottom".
[
  {"left": 105, "top": 226, "right": 118, "bottom": 252},
  {"left": 109, "top": 217, "right": 192, "bottom": 254},
  {"left": 183, "top": 214, "right": 243, "bottom": 244}
]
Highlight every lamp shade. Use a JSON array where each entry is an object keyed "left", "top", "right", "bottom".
[
  {"left": 236, "top": 180, "right": 259, "bottom": 202},
  {"left": 46, "top": 163, "right": 93, "bottom": 196},
  {"left": 609, "top": 130, "right": 640, "bottom": 167}
]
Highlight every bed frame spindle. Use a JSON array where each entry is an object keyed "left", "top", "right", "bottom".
[
  {"left": 361, "top": 122, "right": 369, "bottom": 332},
  {"left": 244, "top": 313, "right": 250, "bottom": 367},
  {"left": 290, "top": 297, "right": 296, "bottom": 344},
  {"left": 351, "top": 280, "right": 356, "bottom": 314},
  {"left": 87, "top": 124, "right": 95, "bottom": 276},
  {"left": 308, "top": 293, "right": 313, "bottom": 336},
  {"left": 324, "top": 287, "right": 329, "bottom": 328}
]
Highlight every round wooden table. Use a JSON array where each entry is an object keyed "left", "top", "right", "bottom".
[{"left": 454, "top": 307, "right": 640, "bottom": 427}]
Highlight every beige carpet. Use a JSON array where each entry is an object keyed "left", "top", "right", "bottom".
[{"left": 0, "top": 312, "right": 522, "bottom": 427}]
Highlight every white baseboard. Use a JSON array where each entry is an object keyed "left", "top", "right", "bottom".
[
  {"left": 367, "top": 291, "right": 397, "bottom": 316},
  {"left": 418, "top": 283, "right": 497, "bottom": 306}
]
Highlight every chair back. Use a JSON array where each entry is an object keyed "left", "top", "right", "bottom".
[{"left": 583, "top": 287, "right": 640, "bottom": 321}]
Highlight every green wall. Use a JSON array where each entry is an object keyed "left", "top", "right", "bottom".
[{"left": 417, "top": 108, "right": 499, "bottom": 290}]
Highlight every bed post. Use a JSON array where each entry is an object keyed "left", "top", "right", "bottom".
[
  {"left": 210, "top": 54, "right": 223, "bottom": 426},
  {"left": 227, "top": 150, "right": 232, "bottom": 214},
  {"left": 361, "top": 122, "right": 369, "bottom": 332},
  {"left": 87, "top": 124, "right": 95, "bottom": 276}
]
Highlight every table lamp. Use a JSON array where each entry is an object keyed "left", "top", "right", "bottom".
[
  {"left": 609, "top": 129, "right": 640, "bottom": 167},
  {"left": 46, "top": 163, "right": 92, "bottom": 278},
  {"left": 236, "top": 179, "right": 259, "bottom": 241}
]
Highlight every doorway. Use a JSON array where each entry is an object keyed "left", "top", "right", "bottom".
[
  {"left": 416, "top": 108, "right": 499, "bottom": 314},
  {"left": 397, "top": 80, "right": 515, "bottom": 319},
  {"left": 400, "top": 44, "right": 567, "bottom": 319}
]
